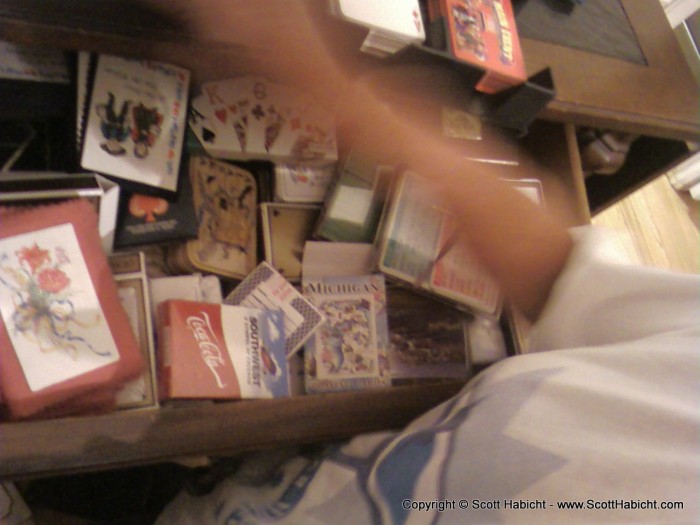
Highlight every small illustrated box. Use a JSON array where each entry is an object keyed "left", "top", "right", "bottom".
[
  {"left": 157, "top": 300, "right": 288, "bottom": 401},
  {"left": 439, "top": 0, "right": 526, "bottom": 93}
]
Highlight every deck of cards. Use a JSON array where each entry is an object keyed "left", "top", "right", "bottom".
[
  {"left": 224, "top": 261, "right": 324, "bottom": 357},
  {"left": 189, "top": 76, "right": 338, "bottom": 164},
  {"left": 329, "top": 0, "right": 426, "bottom": 57},
  {"left": 80, "top": 54, "right": 190, "bottom": 194}
]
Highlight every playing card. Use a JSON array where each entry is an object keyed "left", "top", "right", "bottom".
[
  {"left": 289, "top": 102, "right": 338, "bottom": 162},
  {"left": 245, "top": 77, "right": 295, "bottom": 156},
  {"left": 189, "top": 94, "right": 220, "bottom": 149},
  {"left": 198, "top": 79, "right": 249, "bottom": 154},
  {"left": 80, "top": 54, "right": 190, "bottom": 193},
  {"left": 265, "top": 86, "right": 313, "bottom": 158},
  {"left": 189, "top": 76, "right": 337, "bottom": 163},
  {"left": 335, "top": 0, "right": 425, "bottom": 41}
]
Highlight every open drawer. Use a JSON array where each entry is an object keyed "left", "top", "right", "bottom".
[{"left": 0, "top": 120, "right": 587, "bottom": 480}]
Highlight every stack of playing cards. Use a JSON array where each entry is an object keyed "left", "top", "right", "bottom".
[
  {"left": 329, "top": 0, "right": 426, "bottom": 57},
  {"left": 274, "top": 163, "right": 335, "bottom": 203},
  {"left": 189, "top": 76, "right": 338, "bottom": 164},
  {"left": 224, "top": 261, "right": 324, "bottom": 357}
]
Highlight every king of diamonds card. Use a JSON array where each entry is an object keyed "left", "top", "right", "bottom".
[
  {"left": 81, "top": 54, "right": 190, "bottom": 193},
  {"left": 302, "top": 274, "right": 390, "bottom": 393}
]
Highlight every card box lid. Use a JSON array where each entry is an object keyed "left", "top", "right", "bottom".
[{"left": 0, "top": 199, "right": 144, "bottom": 419}]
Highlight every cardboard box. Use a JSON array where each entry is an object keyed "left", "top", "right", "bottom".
[{"left": 157, "top": 300, "right": 288, "bottom": 401}]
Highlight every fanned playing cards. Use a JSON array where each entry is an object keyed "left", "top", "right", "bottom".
[{"left": 189, "top": 76, "right": 337, "bottom": 163}]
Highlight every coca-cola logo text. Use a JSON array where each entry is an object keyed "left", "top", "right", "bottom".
[{"left": 186, "top": 312, "right": 228, "bottom": 388}]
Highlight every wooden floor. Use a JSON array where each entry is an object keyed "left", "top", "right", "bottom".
[{"left": 591, "top": 175, "right": 700, "bottom": 274}]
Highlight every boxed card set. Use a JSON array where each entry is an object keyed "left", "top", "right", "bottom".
[
  {"left": 302, "top": 273, "right": 391, "bottom": 393},
  {"left": 329, "top": 0, "right": 426, "bottom": 57},
  {"left": 376, "top": 170, "right": 502, "bottom": 315},
  {"left": 386, "top": 285, "right": 472, "bottom": 384},
  {"left": 157, "top": 300, "right": 288, "bottom": 401},
  {"left": 0, "top": 171, "right": 120, "bottom": 253},
  {"left": 113, "top": 156, "right": 199, "bottom": 249},
  {"left": 167, "top": 155, "right": 258, "bottom": 280},
  {"left": 274, "top": 162, "right": 335, "bottom": 203},
  {"left": 225, "top": 261, "right": 324, "bottom": 357},
  {"left": 375, "top": 172, "right": 544, "bottom": 316},
  {"left": 0, "top": 199, "right": 144, "bottom": 419},
  {"left": 108, "top": 251, "right": 158, "bottom": 409},
  {"left": 427, "top": 0, "right": 526, "bottom": 93},
  {"left": 260, "top": 203, "right": 321, "bottom": 283},
  {"left": 80, "top": 54, "right": 190, "bottom": 194},
  {"left": 314, "top": 130, "right": 395, "bottom": 244}
]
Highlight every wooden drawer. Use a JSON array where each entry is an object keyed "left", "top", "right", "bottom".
[
  {"left": 0, "top": 120, "right": 586, "bottom": 480},
  {"left": 0, "top": 0, "right": 647, "bottom": 481}
]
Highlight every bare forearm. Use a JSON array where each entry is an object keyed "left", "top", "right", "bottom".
[
  {"left": 340, "top": 84, "right": 573, "bottom": 320},
  {"left": 161, "top": 0, "right": 573, "bottom": 319}
]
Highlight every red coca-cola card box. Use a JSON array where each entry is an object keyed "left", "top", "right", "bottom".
[
  {"left": 0, "top": 199, "right": 144, "bottom": 419},
  {"left": 157, "top": 300, "right": 288, "bottom": 401}
]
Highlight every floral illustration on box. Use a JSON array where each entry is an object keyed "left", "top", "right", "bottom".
[{"left": 0, "top": 243, "right": 106, "bottom": 359}]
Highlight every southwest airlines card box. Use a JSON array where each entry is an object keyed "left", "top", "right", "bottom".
[{"left": 157, "top": 300, "right": 288, "bottom": 401}]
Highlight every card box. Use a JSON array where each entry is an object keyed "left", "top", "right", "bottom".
[
  {"left": 302, "top": 273, "right": 391, "bottom": 393},
  {"left": 273, "top": 162, "right": 335, "bottom": 203},
  {"left": 0, "top": 171, "right": 120, "bottom": 253},
  {"left": 376, "top": 172, "right": 544, "bottom": 316},
  {"left": 157, "top": 300, "right": 288, "bottom": 401},
  {"left": 438, "top": 0, "right": 526, "bottom": 93},
  {"left": 313, "top": 132, "right": 396, "bottom": 244},
  {"left": 113, "top": 157, "right": 199, "bottom": 249},
  {"left": 108, "top": 251, "right": 158, "bottom": 409},
  {"left": 150, "top": 273, "right": 223, "bottom": 323},
  {"left": 224, "top": 261, "right": 324, "bottom": 357},
  {"left": 302, "top": 241, "right": 376, "bottom": 280},
  {"left": 376, "top": 170, "right": 501, "bottom": 315},
  {"left": 329, "top": 0, "right": 426, "bottom": 56},
  {"left": 386, "top": 285, "right": 472, "bottom": 384},
  {"left": 0, "top": 199, "right": 144, "bottom": 419},
  {"left": 260, "top": 203, "right": 321, "bottom": 283},
  {"left": 80, "top": 54, "right": 190, "bottom": 194},
  {"left": 331, "top": 0, "right": 426, "bottom": 43},
  {"left": 167, "top": 156, "right": 257, "bottom": 280}
]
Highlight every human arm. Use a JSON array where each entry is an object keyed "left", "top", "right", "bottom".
[{"left": 160, "top": 0, "right": 573, "bottom": 320}]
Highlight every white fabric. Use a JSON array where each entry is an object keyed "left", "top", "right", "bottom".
[{"left": 158, "top": 226, "right": 700, "bottom": 524}]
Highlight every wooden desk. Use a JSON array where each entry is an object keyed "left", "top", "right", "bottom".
[
  {"left": 520, "top": 0, "right": 699, "bottom": 142},
  {"left": 0, "top": 0, "right": 696, "bottom": 142}
]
